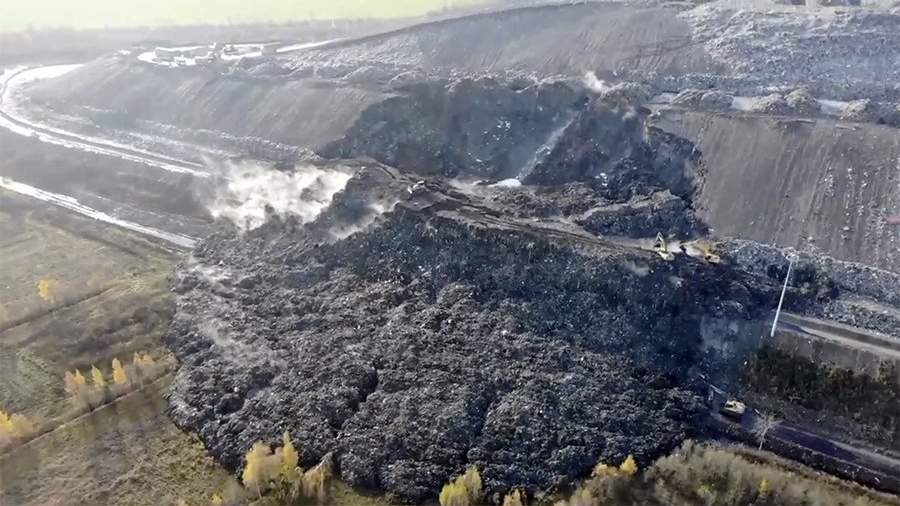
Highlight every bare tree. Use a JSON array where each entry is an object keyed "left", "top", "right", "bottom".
[{"left": 752, "top": 413, "right": 780, "bottom": 450}]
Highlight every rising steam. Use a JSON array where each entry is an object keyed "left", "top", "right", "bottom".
[
  {"left": 210, "top": 162, "right": 352, "bottom": 231},
  {"left": 583, "top": 71, "right": 610, "bottom": 94}
]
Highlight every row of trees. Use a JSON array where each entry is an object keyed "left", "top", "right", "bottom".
[
  {"left": 64, "top": 352, "right": 163, "bottom": 411},
  {"left": 536, "top": 441, "right": 895, "bottom": 506},
  {"left": 436, "top": 456, "right": 639, "bottom": 506},
  {"left": 744, "top": 346, "right": 900, "bottom": 445},
  {"left": 1, "top": 351, "right": 165, "bottom": 451},
  {"left": 238, "top": 431, "right": 334, "bottom": 504},
  {"left": 189, "top": 440, "right": 891, "bottom": 506},
  {"left": 650, "top": 440, "right": 894, "bottom": 506}
]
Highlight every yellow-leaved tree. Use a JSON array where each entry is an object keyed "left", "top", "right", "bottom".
[
  {"left": 272, "top": 430, "right": 302, "bottom": 501},
  {"left": 758, "top": 478, "right": 770, "bottom": 497},
  {"left": 281, "top": 431, "right": 300, "bottom": 473},
  {"left": 439, "top": 467, "right": 483, "bottom": 506},
  {"left": 439, "top": 480, "right": 469, "bottom": 506},
  {"left": 64, "top": 371, "right": 77, "bottom": 395},
  {"left": 112, "top": 358, "right": 128, "bottom": 386},
  {"left": 461, "top": 467, "right": 483, "bottom": 502},
  {"left": 64, "top": 369, "right": 88, "bottom": 395},
  {"left": 0, "top": 409, "right": 13, "bottom": 443},
  {"left": 37, "top": 278, "right": 59, "bottom": 303},
  {"left": 73, "top": 369, "right": 87, "bottom": 389},
  {"left": 243, "top": 442, "right": 274, "bottom": 498},
  {"left": 619, "top": 455, "right": 638, "bottom": 476},
  {"left": 65, "top": 369, "right": 92, "bottom": 409},
  {"left": 502, "top": 489, "right": 526, "bottom": 506},
  {"left": 91, "top": 365, "right": 106, "bottom": 389},
  {"left": 559, "top": 488, "right": 595, "bottom": 506},
  {"left": 301, "top": 457, "right": 333, "bottom": 503},
  {"left": 592, "top": 462, "right": 614, "bottom": 477},
  {"left": 10, "top": 414, "right": 35, "bottom": 439},
  {"left": 131, "top": 352, "right": 158, "bottom": 388},
  {"left": 1, "top": 410, "right": 36, "bottom": 443}
]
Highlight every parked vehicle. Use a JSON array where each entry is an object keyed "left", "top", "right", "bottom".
[{"left": 721, "top": 400, "right": 746, "bottom": 420}]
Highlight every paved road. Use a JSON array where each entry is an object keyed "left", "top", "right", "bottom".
[
  {"left": 711, "top": 309, "right": 900, "bottom": 493},
  {"left": 0, "top": 66, "right": 207, "bottom": 177},
  {"left": 741, "top": 312, "right": 900, "bottom": 491},
  {"left": 779, "top": 312, "right": 900, "bottom": 360},
  {"left": 708, "top": 390, "right": 900, "bottom": 494}
]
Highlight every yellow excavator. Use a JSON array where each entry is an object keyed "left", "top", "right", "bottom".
[
  {"left": 654, "top": 233, "right": 721, "bottom": 264},
  {"left": 653, "top": 233, "right": 675, "bottom": 261},
  {"left": 694, "top": 240, "right": 721, "bottom": 265}
]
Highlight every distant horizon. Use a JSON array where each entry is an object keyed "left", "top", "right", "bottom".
[{"left": 1, "top": 0, "right": 489, "bottom": 33}]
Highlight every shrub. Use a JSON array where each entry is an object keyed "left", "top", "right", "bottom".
[
  {"left": 0, "top": 409, "right": 37, "bottom": 448},
  {"left": 10, "top": 414, "right": 35, "bottom": 438},
  {"left": 64, "top": 369, "right": 93, "bottom": 409},
  {"left": 439, "top": 480, "right": 471, "bottom": 506},
  {"left": 271, "top": 431, "right": 303, "bottom": 503},
  {"left": 90, "top": 365, "right": 107, "bottom": 389},
  {"left": 112, "top": 358, "right": 128, "bottom": 385},
  {"left": 241, "top": 433, "right": 333, "bottom": 504},
  {"left": 743, "top": 346, "right": 900, "bottom": 445},
  {"left": 300, "top": 457, "right": 333, "bottom": 503},
  {"left": 502, "top": 489, "right": 526, "bottom": 506},
  {"left": 280, "top": 431, "right": 300, "bottom": 473},
  {"left": 37, "top": 278, "right": 59, "bottom": 303},
  {"left": 440, "top": 467, "right": 483, "bottom": 506},
  {"left": 242, "top": 442, "right": 279, "bottom": 498},
  {"left": 619, "top": 455, "right": 638, "bottom": 476},
  {"left": 648, "top": 441, "right": 900, "bottom": 506}
]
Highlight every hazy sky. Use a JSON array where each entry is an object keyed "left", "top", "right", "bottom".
[{"left": 2, "top": 0, "right": 485, "bottom": 32}]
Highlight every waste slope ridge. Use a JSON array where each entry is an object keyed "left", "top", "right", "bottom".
[
  {"left": 286, "top": 2, "right": 718, "bottom": 78},
  {"left": 683, "top": 4, "right": 900, "bottom": 101},
  {"left": 320, "top": 78, "right": 586, "bottom": 180},
  {"left": 655, "top": 110, "right": 900, "bottom": 273},
  {"left": 323, "top": 84, "right": 700, "bottom": 198},
  {"left": 23, "top": 2, "right": 716, "bottom": 150},
  {"left": 165, "top": 168, "right": 788, "bottom": 502},
  {"left": 25, "top": 59, "right": 390, "bottom": 149}
]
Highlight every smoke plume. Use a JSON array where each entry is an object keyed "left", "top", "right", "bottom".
[{"left": 209, "top": 162, "right": 352, "bottom": 231}]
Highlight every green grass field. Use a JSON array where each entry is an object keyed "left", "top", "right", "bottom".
[{"left": 3, "top": 0, "right": 487, "bottom": 32}]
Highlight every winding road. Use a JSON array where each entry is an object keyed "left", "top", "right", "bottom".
[{"left": 0, "top": 65, "right": 203, "bottom": 248}]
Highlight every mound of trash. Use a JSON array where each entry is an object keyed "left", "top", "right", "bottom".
[
  {"left": 161, "top": 82, "right": 900, "bottom": 501},
  {"left": 166, "top": 152, "right": 813, "bottom": 502}
]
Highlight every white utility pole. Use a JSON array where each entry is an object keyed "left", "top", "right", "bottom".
[{"left": 770, "top": 256, "right": 794, "bottom": 337}]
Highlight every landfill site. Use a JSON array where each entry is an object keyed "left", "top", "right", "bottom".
[{"left": 1, "top": 1, "right": 900, "bottom": 505}]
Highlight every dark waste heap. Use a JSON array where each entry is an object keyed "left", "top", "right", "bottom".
[{"left": 165, "top": 84, "right": 889, "bottom": 502}]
